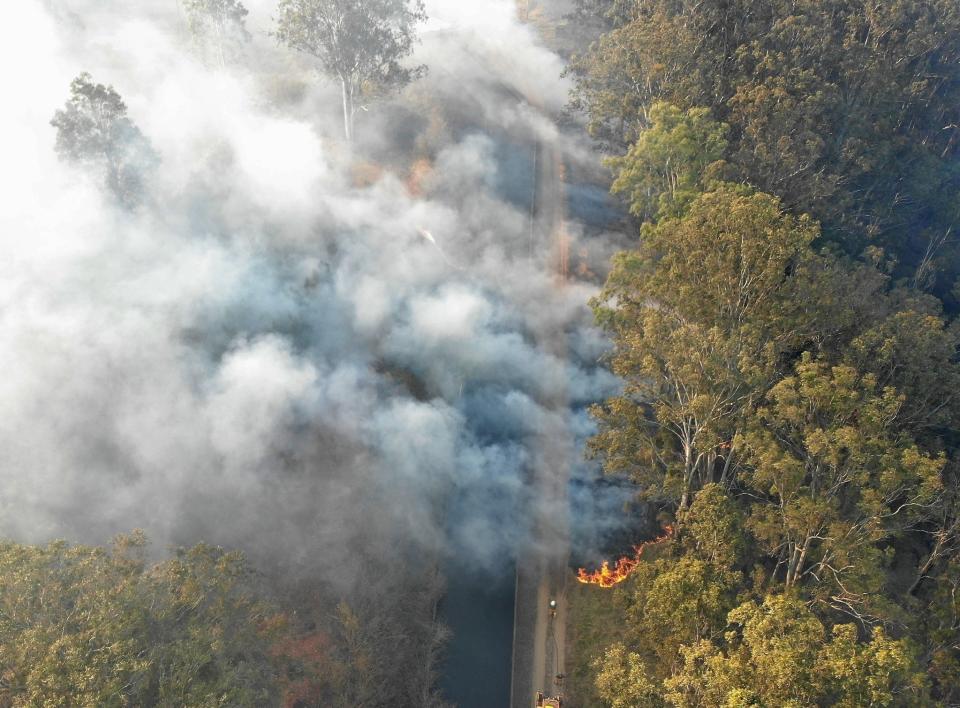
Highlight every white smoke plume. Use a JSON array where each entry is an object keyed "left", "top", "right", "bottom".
[{"left": 0, "top": 0, "right": 621, "bottom": 593}]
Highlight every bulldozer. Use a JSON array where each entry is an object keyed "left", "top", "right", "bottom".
[{"left": 535, "top": 692, "right": 562, "bottom": 707}]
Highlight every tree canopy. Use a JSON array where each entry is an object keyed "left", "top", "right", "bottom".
[
  {"left": 181, "top": 0, "right": 251, "bottom": 68},
  {"left": 571, "top": 0, "right": 960, "bottom": 296},
  {"left": 275, "top": 0, "right": 427, "bottom": 142},
  {"left": 583, "top": 149, "right": 960, "bottom": 707},
  {"left": 50, "top": 73, "right": 157, "bottom": 207},
  {"left": 0, "top": 534, "right": 284, "bottom": 706}
]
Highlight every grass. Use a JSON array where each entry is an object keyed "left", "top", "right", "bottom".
[{"left": 563, "top": 573, "right": 631, "bottom": 707}]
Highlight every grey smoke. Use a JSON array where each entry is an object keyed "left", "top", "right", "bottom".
[{"left": 0, "top": 0, "right": 622, "bottom": 592}]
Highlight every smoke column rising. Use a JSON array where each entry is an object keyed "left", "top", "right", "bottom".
[{"left": 0, "top": 0, "right": 620, "bottom": 592}]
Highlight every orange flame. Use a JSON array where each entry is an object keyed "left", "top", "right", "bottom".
[{"left": 576, "top": 526, "right": 675, "bottom": 588}]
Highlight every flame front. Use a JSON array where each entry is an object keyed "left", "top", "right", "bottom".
[
  {"left": 576, "top": 526, "right": 675, "bottom": 588},
  {"left": 576, "top": 554, "right": 640, "bottom": 588}
]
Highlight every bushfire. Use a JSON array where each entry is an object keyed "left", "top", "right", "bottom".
[{"left": 576, "top": 526, "right": 675, "bottom": 588}]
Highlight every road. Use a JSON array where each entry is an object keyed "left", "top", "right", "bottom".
[{"left": 509, "top": 116, "right": 572, "bottom": 708}]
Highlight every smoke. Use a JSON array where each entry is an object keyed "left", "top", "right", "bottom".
[{"left": 0, "top": 0, "right": 622, "bottom": 594}]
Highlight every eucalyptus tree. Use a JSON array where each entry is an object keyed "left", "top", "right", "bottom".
[
  {"left": 275, "top": 0, "right": 427, "bottom": 142},
  {"left": 739, "top": 354, "right": 944, "bottom": 616},
  {"left": 181, "top": 0, "right": 251, "bottom": 68},
  {"left": 607, "top": 102, "right": 729, "bottom": 222},
  {"left": 662, "top": 595, "right": 927, "bottom": 707},
  {"left": 570, "top": 0, "right": 960, "bottom": 289},
  {"left": 50, "top": 73, "right": 157, "bottom": 207},
  {"left": 589, "top": 186, "right": 869, "bottom": 511},
  {"left": 0, "top": 535, "right": 284, "bottom": 706}
]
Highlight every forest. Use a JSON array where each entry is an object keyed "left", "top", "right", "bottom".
[
  {"left": 2, "top": 0, "right": 960, "bottom": 706},
  {"left": 565, "top": 0, "right": 960, "bottom": 706}
]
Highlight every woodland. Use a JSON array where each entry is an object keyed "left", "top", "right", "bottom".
[
  {"left": 568, "top": 1, "right": 960, "bottom": 705},
  {"left": 4, "top": 1, "right": 960, "bottom": 707}
]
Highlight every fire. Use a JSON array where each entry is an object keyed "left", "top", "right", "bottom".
[
  {"left": 576, "top": 526, "right": 675, "bottom": 588},
  {"left": 576, "top": 555, "right": 640, "bottom": 588}
]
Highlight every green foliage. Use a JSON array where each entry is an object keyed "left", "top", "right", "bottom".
[
  {"left": 594, "top": 644, "right": 663, "bottom": 708},
  {"left": 50, "top": 73, "right": 157, "bottom": 207},
  {"left": 739, "top": 354, "right": 944, "bottom": 616},
  {"left": 663, "top": 595, "right": 929, "bottom": 707},
  {"left": 684, "top": 485, "right": 745, "bottom": 570},
  {"left": 846, "top": 309, "right": 960, "bottom": 436},
  {"left": 568, "top": 0, "right": 635, "bottom": 33},
  {"left": 589, "top": 186, "right": 874, "bottom": 508},
  {"left": 567, "top": 578, "right": 634, "bottom": 706},
  {"left": 181, "top": 0, "right": 250, "bottom": 68},
  {"left": 0, "top": 535, "right": 451, "bottom": 707},
  {"left": 921, "top": 556, "right": 960, "bottom": 704},
  {"left": 571, "top": 0, "right": 960, "bottom": 288},
  {"left": 624, "top": 557, "right": 740, "bottom": 679},
  {"left": 0, "top": 534, "right": 284, "bottom": 706},
  {"left": 584, "top": 120, "right": 960, "bottom": 704},
  {"left": 608, "top": 102, "right": 729, "bottom": 221},
  {"left": 275, "top": 0, "right": 427, "bottom": 140},
  {"left": 586, "top": 552, "right": 741, "bottom": 706},
  {"left": 593, "top": 585, "right": 932, "bottom": 708}
]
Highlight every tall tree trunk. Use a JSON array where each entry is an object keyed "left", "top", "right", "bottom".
[
  {"left": 719, "top": 438, "right": 736, "bottom": 486},
  {"left": 340, "top": 77, "right": 353, "bottom": 143},
  {"left": 909, "top": 531, "right": 948, "bottom": 595},
  {"left": 211, "top": 11, "right": 224, "bottom": 70},
  {"left": 348, "top": 81, "right": 356, "bottom": 140},
  {"left": 679, "top": 431, "right": 695, "bottom": 513},
  {"left": 786, "top": 537, "right": 810, "bottom": 588},
  {"left": 785, "top": 543, "right": 800, "bottom": 587}
]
